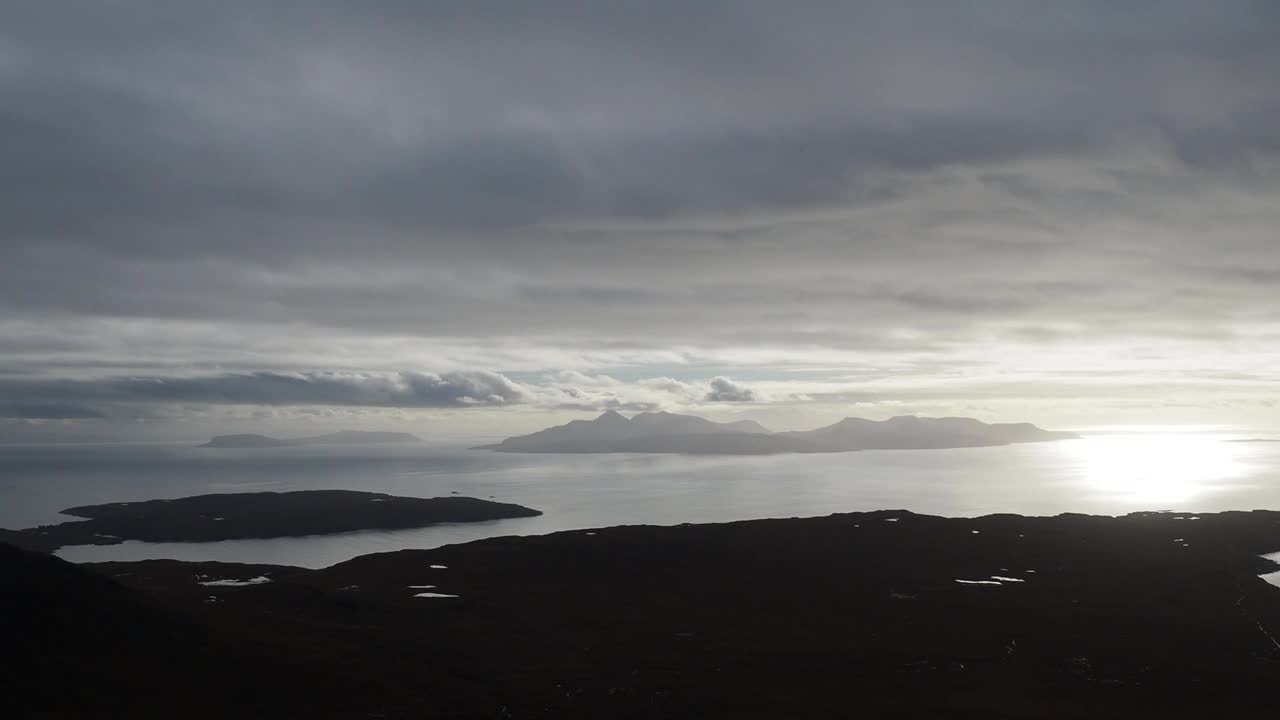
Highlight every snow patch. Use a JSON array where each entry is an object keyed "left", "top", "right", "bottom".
[{"left": 198, "top": 576, "right": 271, "bottom": 587}]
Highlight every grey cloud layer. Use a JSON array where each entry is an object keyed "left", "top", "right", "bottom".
[
  {"left": 0, "top": 371, "right": 525, "bottom": 416},
  {"left": 5, "top": 1, "right": 1278, "bottom": 246},
  {"left": 2, "top": 2, "right": 1279, "bottom": 429},
  {"left": 0, "top": 371, "right": 766, "bottom": 418}
]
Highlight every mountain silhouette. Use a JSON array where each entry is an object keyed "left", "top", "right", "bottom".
[{"left": 482, "top": 412, "right": 1076, "bottom": 454}]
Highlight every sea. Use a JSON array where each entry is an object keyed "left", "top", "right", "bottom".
[{"left": 2, "top": 427, "right": 1278, "bottom": 569}]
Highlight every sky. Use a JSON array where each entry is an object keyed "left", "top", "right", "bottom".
[{"left": 2, "top": 1, "right": 1278, "bottom": 441}]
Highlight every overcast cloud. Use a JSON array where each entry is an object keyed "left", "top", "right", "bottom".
[{"left": 2, "top": 1, "right": 1278, "bottom": 437}]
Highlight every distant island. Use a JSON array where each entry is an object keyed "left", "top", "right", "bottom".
[
  {"left": 479, "top": 410, "right": 1078, "bottom": 454},
  {"left": 201, "top": 430, "right": 421, "bottom": 448},
  {"left": 0, "top": 490, "right": 540, "bottom": 552}
]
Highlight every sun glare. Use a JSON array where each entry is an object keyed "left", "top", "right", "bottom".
[{"left": 1059, "top": 433, "right": 1248, "bottom": 507}]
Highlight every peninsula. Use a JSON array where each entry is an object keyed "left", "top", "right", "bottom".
[{"left": 0, "top": 490, "right": 540, "bottom": 552}]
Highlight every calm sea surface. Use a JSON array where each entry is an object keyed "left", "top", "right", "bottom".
[{"left": 1, "top": 429, "right": 1277, "bottom": 568}]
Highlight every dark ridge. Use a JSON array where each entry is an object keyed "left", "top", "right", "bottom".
[
  {"left": 0, "top": 543, "right": 482, "bottom": 718},
  {"left": 14, "top": 509, "right": 1279, "bottom": 718}
]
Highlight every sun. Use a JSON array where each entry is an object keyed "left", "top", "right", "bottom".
[
  {"left": 1049, "top": 427, "right": 1249, "bottom": 507},
  {"left": 1057, "top": 432, "right": 1248, "bottom": 507}
]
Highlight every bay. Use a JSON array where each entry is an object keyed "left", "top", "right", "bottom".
[{"left": 1, "top": 429, "right": 1277, "bottom": 568}]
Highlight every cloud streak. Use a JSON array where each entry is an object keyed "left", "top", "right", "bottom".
[{"left": 0, "top": 371, "right": 525, "bottom": 416}]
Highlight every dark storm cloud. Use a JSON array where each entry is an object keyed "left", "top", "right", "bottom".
[
  {"left": 705, "top": 377, "right": 757, "bottom": 403},
  {"left": 0, "top": 403, "right": 105, "bottom": 420},
  {"left": 3, "top": 0, "right": 1278, "bottom": 249},
  {"left": 0, "top": 372, "right": 525, "bottom": 415}
]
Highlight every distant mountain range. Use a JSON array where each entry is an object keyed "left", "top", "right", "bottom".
[
  {"left": 201, "top": 430, "right": 421, "bottom": 448},
  {"left": 478, "top": 410, "right": 1078, "bottom": 454}
]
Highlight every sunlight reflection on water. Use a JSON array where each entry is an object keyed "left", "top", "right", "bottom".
[
  {"left": 0, "top": 430, "right": 1272, "bottom": 568},
  {"left": 1051, "top": 433, "right": 1252, "bottom": 507},
  {"left": 1260, "top": 553, "right": 1280, "bottom": 588}
]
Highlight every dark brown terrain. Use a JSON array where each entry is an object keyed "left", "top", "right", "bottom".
[{"left": 8, "top": 510, "right": 1280, "bottom": 718}]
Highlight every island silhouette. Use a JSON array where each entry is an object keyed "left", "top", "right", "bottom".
[
  {"left": 201, "top": 430, "right": 421, "bottom": 448},
  {"left": 479, "top": 410, "right": 1078, "bottom": 454}
]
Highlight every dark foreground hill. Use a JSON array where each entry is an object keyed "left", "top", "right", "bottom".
[
  {"left": 9, "top": 510, "right": 1280, "bottom": 718},
  {"left": 0, "top": 542, "right": 485, "bottom": 718},
  {"left": 1, "top": 490, "right": 540, "bottom": 552}
]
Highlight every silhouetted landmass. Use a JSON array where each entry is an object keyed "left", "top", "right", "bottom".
[
  {"left": 781, "top": 414, "right": 1079, "bottom": 450},
  {"left": 596, "top": 432, "right": 830, "bottom": 454},
  {"left": 9, "top": 509, "right": 1280, "bottom": 718},
  {"left": 201, "top": 430, "right": 420, "bottom": 448},
  {"left": 2, "top": 490, "right": 540, "bottom": 551},
  {"left": 200, "top": 433, "right": 293, "bottom": 448},
  {"left": 629, "top": 410, "right": 770, "bottom": 436},
  {"left": 485, "top": 410, "right": 1077, "bottom": 454},
  {"left": 476, "top": 409, "right": 770, "bottom": 452},
  {"left": 1, "top": 542, "right": 424, "bottom": 719}
]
